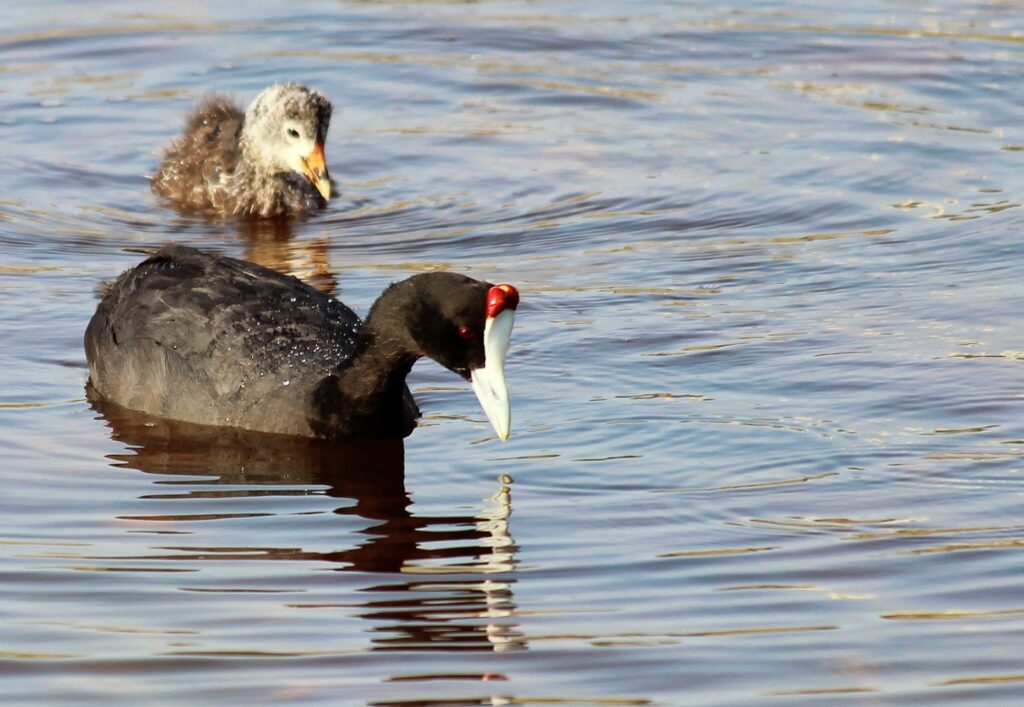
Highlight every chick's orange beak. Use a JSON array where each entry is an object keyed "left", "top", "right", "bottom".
[{"left": 301, "top": 142, "right": 332, "bottom": 201}]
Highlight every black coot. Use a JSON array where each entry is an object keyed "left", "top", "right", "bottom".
[{"left": 84, "top": 246, "right": 519, "bottom": 440}]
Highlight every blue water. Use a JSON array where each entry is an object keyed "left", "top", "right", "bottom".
[{"left": 2, "top": 1, "right": 1024, "bottom": 704}]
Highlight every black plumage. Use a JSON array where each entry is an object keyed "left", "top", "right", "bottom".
[{"left": 85, "top": 246, "right": 516, "bottom": 439}]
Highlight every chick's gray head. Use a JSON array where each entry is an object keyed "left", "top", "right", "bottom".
[{"left": 242, "top": 83, "right": 333, "bottom": 200}]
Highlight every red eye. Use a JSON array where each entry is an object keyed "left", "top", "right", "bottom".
[{"left": 459, "top": 326, "right": 477, "bottom": 340}]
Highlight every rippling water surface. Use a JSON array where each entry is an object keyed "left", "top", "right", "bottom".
[{"left": 3, "top": 1, "right": 1024, "bottom": 704}]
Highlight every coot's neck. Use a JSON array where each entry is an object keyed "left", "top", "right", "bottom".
[
  {"left": 221, "top": 151, "right": 296, "bottom": 217},
  {"left": 339, "top": 328, "right": 418, "bottom": 401},
  {"left": 309, "top": 280, "right": 422, "bottom": 438}
]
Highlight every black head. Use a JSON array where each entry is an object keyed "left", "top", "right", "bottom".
[
  {"left": 391, "top": 272, "right": 493, "bottom": 380},
  {"left": 367, "top": 272, "right": 521, "bottom": 440}
]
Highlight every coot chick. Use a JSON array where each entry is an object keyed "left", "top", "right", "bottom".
[
  {"left": 84, "top": 246, "right": 519, "bottom": 440},
  {"left": 151, "top": 84, "right": 333, "bottom": 217}
]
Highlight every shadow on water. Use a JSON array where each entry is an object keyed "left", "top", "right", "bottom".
[{"left": 89, "top": 396, "right": 526, "bottom": 653}]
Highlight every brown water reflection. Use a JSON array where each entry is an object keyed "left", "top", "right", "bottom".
[
  {"left": 236, "top": 219, "right": 338, "bottom": 294},
  {"left": 91, "top": 398, "right": 525, "bottom": 653}
]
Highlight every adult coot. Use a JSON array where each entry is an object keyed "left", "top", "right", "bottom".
[
  {"left": 151, "top": 83, "right": 332, "bottom": 217},
  {"left": 84, "top": 246, "right": 519, "bottom": 440}
]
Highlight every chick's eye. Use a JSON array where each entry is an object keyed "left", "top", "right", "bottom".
[
  {"left": 458, "top": 326, "right": 477, "bottom": 340},
  {"left": 286, "top": 128, "right": 300, "bottom": 139}
]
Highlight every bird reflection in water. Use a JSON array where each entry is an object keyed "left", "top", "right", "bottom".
[
  {"left": 90, "top": 396, "right": 526, "bottom": 653},
  {"left": 238, "top": 217, "right": 338, "bottom": 294}
]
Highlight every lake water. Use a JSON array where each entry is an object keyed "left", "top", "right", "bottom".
[{"left": 2, "top": 0, "right": 1024, "bottom": 704}]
